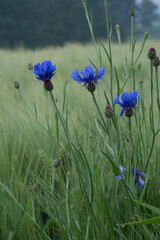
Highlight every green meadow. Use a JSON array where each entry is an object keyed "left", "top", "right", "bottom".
[{"left": 0, "top": 40, "right": 160, "bottom": 239}]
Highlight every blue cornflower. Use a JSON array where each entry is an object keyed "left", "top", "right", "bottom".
[
  {"left": 33, "top": 60, "right": 56, "bottom": 82},
  {"left": 70, "top": 65, "right": 106, "bottom": 92},
  {"left": 114, "top": 91, "right": 138, "bottom": 117},
  {"left": 116, "top": 165, "right": 146, "bottom": 190}
]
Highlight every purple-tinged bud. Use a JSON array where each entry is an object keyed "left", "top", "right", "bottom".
[
  {"left": 125, "top": 108, "right": 133, "bottom": 118},
  {"left": 148, "top": 48, "right": 156, "bottom": 60},
  {"left": 153, "top": 56, "right": 160, "bottom": 67},
  {"left": 139, "top": 78, "right": 143, "bottom": 84},
  {"left": 53, "top": 158, "right": 61, "bottom": 168},
  {"left": 28, "top": 63, "right": 33, "bottom": 70},
  {"left": 88, "top": 83, "right": 96, "bottom": 93},
  {"left": 14, "top": 81, "right": 20, "bottom": 89},
  {"left": 105, "top": 105, "right": 113, "bottom": 118},
  {"left": 44, "top": 80, "right": 54, "bottom": 91},
  {"left": 129, "top": 6, "right": 135, "bottom": 17}
]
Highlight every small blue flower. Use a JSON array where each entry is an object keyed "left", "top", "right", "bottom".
[
  {"left": 114, "top": 91, "right": 138, "bottom": 117},
  {"left": 116, "top": 165, "right": 146, "bottom": 190},
  {"left": 70, "top": 65, "right": 105, "bottom": 91},
  {"left": 33, "top": 60, "right": 56, "bottom": 82},
  {"left": 132, "top": 167, "right": 147, "bottom": 190}
]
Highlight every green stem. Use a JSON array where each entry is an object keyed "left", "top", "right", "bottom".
[
  {"left": 131, "top": 16, "right": 135, "bottom": 91},
  {"left": 128, "top": 118, "right": 134, "bottom": 162},
  {"left": 145, "top": 134, "right": 156, "bottom": 172},
  {"left": 51, "top": 168, "right": 55, "bottom": 195},
  {"left": 91, "top": 92, "right": 108, "bottom": 133},
  {"left": 155, "top": 67, "right": 160, "bottom": 109},
  {"left": 50, "top": 92, "right": 74, "bottom": 157}
]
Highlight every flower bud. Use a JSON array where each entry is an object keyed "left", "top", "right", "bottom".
[
  {"left": 53, "top": 158, "right": 61, "bottom": 168},
  {"left": 139, "top": 78, "right": 143, "bottom": 84},
  {"left": 115, "top": 24, "right": 120, "bottom": 29},
  {"left": 148, "top": 48, "right": 156, "bottom": 60},
  {"left": 44, "top": 80, "right": 54, "bottom": 91},
  {"left": 88, "top": 83, "right": 96, "bottom": 93},
  {"left": 145, "top": 31, "right": 149, "bottom": 37},
  {"left": 153, "top": 56, "right": 160, "bottom": 67},
  {"left": 105, "top": 105, "right": 113, "bottom": 118},
  {"left": 125, "top": 108, "right": 133, "bottom": 118},
  {"left": 14, "top": 81, "right": 20, "bottom": 89},
  {"left": 28, "top": 63, "right": 33, "bottom": 70},
  {"left": 129, "top": 6, "right": 135, "bottom": 17}
]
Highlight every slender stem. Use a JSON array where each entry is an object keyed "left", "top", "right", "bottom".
[
  {"left": 50, "top": 92, "right": 74, "bottom": 158},
  {"left": 131, "top": 16, "right": 135, "bottom": 91},
  {"left": 145, "top": 134, "right": 156, "bottom": 172},
  {"left": 91, "top": 92, "right": 108, "bottom": 133},
  {"left": 128, "top": 118, "right": 134, "bottom": 162},
  {"left": 155, "top": 67, "right": 160, "bottom": 109},
  {"left": 51, "top": 168, "right": 55, "bottom": 194},
  {"left": 150, "top": 60, "right": 155, "bottom": 134}
]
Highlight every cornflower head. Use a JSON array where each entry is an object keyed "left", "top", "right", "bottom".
[
  {"left": 116, "top": 165, "right": 146, "bottom": 190},
  {"left": 33, "top": 60, "right": 56, "bottom": 91},
  {"left": 114, "top": 91, "right": 138, "bottom": 117},
  {"left": 70, "top": 65, "right": 106, "bottom": 92}
]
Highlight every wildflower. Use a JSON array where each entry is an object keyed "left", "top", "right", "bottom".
[
  {"left": 53, "top": 158, "right": 61, "bottom": 168},
  {"left": 132, "top": 167, "right": 147, "bottom": 190},
  {"left": 148, "top": 48, "right": 156, "bottom": 60},
  {"left": 70, "top": 65, "right": 105, "bottom": 92},
  {"left": 105, "top": 105, "right": 113, "bottom": 118},
  {"left": 115, "top": 165, "right": 126, "bottom": 180},
  {"left": 34, "top": 60, "right": 56, "bottom": 91},
  {"left": 129, "top": 6, "right": 135, "bottom": 17},
  {"left": 116, "top": 165, "right": 146, "bottom": 190},
  {"left": 153, "top": 56, "right": 160, "bottom": 67},
  {"left": 14, "top": 81, "right": 20, "bottom": 89},
  {"left": 114, "top": 91, "right": 137, "bottom": 117}
]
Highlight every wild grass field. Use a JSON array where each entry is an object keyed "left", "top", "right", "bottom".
[{"left": 0, "top": 38, "right": 160, "bottom": 240}]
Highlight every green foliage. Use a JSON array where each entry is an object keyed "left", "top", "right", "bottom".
[{"left": 0, "top": 0, "right": 136, "bottom": 48}]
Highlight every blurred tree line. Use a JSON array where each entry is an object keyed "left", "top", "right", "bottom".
[{"left": 0, "top": 0, "right": 157, "bottom": 48}]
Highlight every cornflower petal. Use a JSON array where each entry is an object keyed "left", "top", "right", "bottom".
[
  {"left": 70, "top": 65, "right": 106, "bottom": 90},
  {"left": 34, "top": 60, "right": 56, "bottom": 82},
  {"left": 114, "top": 91, "right": 138, "bottom": 117}
]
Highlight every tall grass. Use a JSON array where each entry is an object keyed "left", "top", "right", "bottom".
[{"left": 0, "top": 2, "right": 160, "bottom": 239}]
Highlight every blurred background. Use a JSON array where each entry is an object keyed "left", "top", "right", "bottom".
[{"left": 0, "top": 0, "right": 159, "bottom": 49}]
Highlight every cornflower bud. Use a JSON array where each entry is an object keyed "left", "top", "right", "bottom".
[
  {"left": 145, "top": 31, "right": 149, "bottom": 37},
  {"left": 153, "top": 56, "right": 160, "bottom": 67},
  {"left": 88, "top": 82, "right": 96, "bottom": 93},
  {"left": 125, "top": 108, "right": 133, "bottom": 118},
  {"left": 105, "top": 105, "right": 113, "bottom": 118},
  {"left": 53, "top": 158, "right": 61, "bottom": 168},
  {"left": 115, "top": 24, "right": 120, "bottom": 29},
  {"left": 28, "top": 63, "right": 33, "bottom": 70},
  {"left": 129, "top": 6, "right": 135, "bottom": 17},
  {"left": 14, "top": 81, "right": 20, "bottom": 89},
  {"left": 148, "top": 48, "right": 156, "bottom": 60},
  {"left": 139, "top": 78, "right": 143, "bottom": 84},
  {"left": 44, "top": 80, "right": 54, "bottom": 91}
]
